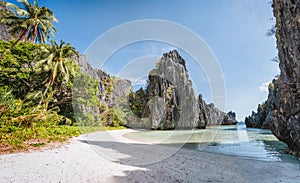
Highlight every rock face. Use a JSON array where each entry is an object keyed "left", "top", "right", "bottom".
[
  {"left": 223, "top": 111, "right": 238, "bottom": 125},
  {"left": 128, "top": 50, "right": 237, "bottom": 129},
  {"left": 0, "top": 4, "right": 13, "bottom": 41},
  {"left": 245, "top": 79, "right": 278, "bottom": 129},
  {"left": 75, "top": 51, "right": 237, "bottom": 129},
  {"left": 76, "top": 55, "right": 131, "bottom": 108},
  {"left": 142, "top": 50, "right": 199, "bottom": 129},
  {"left": 75, "top": 55, "right": 132, "bottom": 126},
  {"left": 0, "top": 2, "right": 13, "bottom": 41},
  {"left": 198, "top": 95, "right": 237, "bottom": 127},
  {"left": 0, "top": 23, "right": 13, "bottom": 41},
  {"left": 269, "top": 0, "right": 300, "bottom": 154}
]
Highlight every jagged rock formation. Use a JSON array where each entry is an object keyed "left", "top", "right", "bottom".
[
  {"left": 223, "top": 111, "right": 238, "bottom": 125},
  {"left": 128, "top": 50, "right": 237, "bottom": 129},
  {"left": 75, "top": 55, "right": 132, "bottom": 126},
  {"left": 245, "top": 105, "right": 268, "bottom": 129},
  {"left": 245, "top": 79, "right": 278, "bottom": 129},
  {"left": 73, "top": 51, "right": 237, "bottom": 129},
  {"left": 76, "top": 55, "right": 131, "bottom": 108},
  {"left": 269, "top": 0, "right": 300, "bottom": 154},
  {"left": 198, "top": 95, "right": 237, "bottom": 127},
  {"left": 142, "top": 50, "right": 198, "bottom": 129}
]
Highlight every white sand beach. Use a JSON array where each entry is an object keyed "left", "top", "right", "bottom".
[{"left": 0, "top": 129, "right": 299, "bottom": 183}]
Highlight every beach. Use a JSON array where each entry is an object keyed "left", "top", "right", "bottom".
[{"left": 1, "top": 129, "right": 299, "bottom": 183}]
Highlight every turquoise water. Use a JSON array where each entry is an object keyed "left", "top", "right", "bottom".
[
  {"left": 124, "top": 124, "right": 299, "bottom": 163},
  {"left": 185, "top": 124, "right": 298, "bottom": 163}
]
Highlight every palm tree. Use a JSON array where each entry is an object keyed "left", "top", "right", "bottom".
[
  {"left": 0, "top": 0, "right": 58, "bottom": 58},
  {"left": 35, "top": 40, "right": 79, "bottom": 110}
]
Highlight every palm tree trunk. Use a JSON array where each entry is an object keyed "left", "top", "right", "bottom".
[{"left": 33, "top": 25, "right": 38, "bottom": 43}]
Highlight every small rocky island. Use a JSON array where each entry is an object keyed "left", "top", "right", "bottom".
[{"left": 126, "top": 50, "right": 237, "bottom": 129}]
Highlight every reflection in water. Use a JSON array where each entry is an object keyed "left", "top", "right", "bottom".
[
  {"left": 236, "top": 123, "right": 249, "bottom": 142},
  {"left": 124, "top": 124, "right": 299, "bottom": 163}
]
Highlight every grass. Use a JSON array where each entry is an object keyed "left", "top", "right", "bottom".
[
  {"left": 0, "top": 121, "right": 81, "bottom": 154},
  {"left": 104, "top": 125, "right": 127, "bottom": 131},
  {"left": 0, "top": 120, "right": 127, "bottom": 154}
]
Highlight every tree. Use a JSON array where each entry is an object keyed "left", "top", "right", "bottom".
[
  {"left": 35, "top": 40, "right": 78, "bottom": 110},
  {"left": 0, "top": 0, "right": 58, "bottom": 58}
]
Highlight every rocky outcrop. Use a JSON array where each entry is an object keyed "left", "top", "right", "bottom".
[
  {"left": 269, "top": 0, "right": 300, "bottom": 154},
  {"left": 223, "top": 111, "right": 238, "bottom": 125},
  {"left": 128, "top": 50, "right": 237, "bottom": 129},
  {"left": 198, "top": 95, "right": 237, "bottom": 127},
  {"left": 0, "top": 23, "right": 13, "bottom": 41},
  {"left": 76, "top": 55, "right": 131, "bottom": 107},
  {"left": 74, "top": 51, "right": 237, "bottom": 129},
  {"left": 75, "top": 55, "right": 132, "bottom": 126},
  {"left": 245, "top": 79, "right": 278, "bottom": 129},
  {"left": 142, "top": 50, "right": 198, "bottom": 129}
]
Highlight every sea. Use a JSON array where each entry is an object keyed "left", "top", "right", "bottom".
[{"left": 124, "top": 123, "right": 299, "bottom": 163}]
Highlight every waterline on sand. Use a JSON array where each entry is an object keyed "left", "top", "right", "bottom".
[{"left": 124, "top": 124, "right": 299, "bottom": 163}]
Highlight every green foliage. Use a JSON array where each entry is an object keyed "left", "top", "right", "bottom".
[
  {"left": 0, "top": 86, "right": 17, "bottom": 117},
  {"left": 0, "top": 114, "right": 80, "bottom": 153},
  {"left": 0, "top": 37, "right": 130, "bottom": 153},
  {"left": 0, "top": 40, "right": 82, "bottom": 153},
  {"left": 101, "top": 108, "right": 126, "bottom": 127},
  {"left": 72, "top": 72, "right": 100, "bottom": 128},
  {"left": 129, "top": 87, "right": 146, "bottom": 117},
  {"left": 0, "top": 41, "right": 48, "bottom": 99},
  {"left": 101, "top": 75, "right": 114, "bottom": 98},
  {"left": 1, "top": 0, "right": 58, "bottom": 43}
]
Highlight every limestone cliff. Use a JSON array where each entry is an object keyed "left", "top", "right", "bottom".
[
  {"left": 198, "top": 95, "right": 237, "bottom": 127},
  {"left": 142, "top": 50, "right": 199, "bottom": 129},
  {"left": 245, "top": 79, "right": 278, "bottom": 129},
  {"left": 75, "top": 55, "right": 132, "bottom": 127},
  {"left": 74, "top": 51, "right": 237, "bottom": 129},
  {"left": 128, "top": 50, "right": 237, "bottom": 129},
  {"left": 270, "top": 0, "right": 300, "bottom": 154}
]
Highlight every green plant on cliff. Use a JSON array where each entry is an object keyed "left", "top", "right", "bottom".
[
  {"left": 72, "top": 72, "right": 100, "bottom": 128},
  {"left": 101, "top": 75, "right": 114, "bottom": 98},
  {"left": 129, "top": 87, "right": 146, "bottom": 118}
]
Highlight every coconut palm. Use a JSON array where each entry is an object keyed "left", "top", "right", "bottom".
[
  {"left": 39, "top": 40, "right": 79, "bottom": 86},
  {"left": 35, "top": 40, "right": 78, "bottom": 110},
  {"left": 0, "top": 0, "right": 58, "bottom": 58}
]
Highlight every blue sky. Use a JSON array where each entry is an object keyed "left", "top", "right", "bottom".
[{"left": 10, "top": 0, "right": 279, "bottom": 121}]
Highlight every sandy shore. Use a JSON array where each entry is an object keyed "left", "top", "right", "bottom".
[{"left": 1, "top": 129, "right": 299, "bottom": 183}]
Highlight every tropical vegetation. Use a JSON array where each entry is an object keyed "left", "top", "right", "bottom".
[{"left": 0, "top": 0, "right": 126, "bottom": 153}]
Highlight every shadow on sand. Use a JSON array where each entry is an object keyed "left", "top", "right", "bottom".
[{"left": 78, "top": 136, "right": 299, "bottom": 183}]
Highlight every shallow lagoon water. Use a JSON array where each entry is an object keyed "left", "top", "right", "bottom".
[{"left": 124, "top": 124, "right": 299, "bottom": 163}]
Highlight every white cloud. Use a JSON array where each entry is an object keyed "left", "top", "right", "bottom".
[{"left": 259, "top": 82, "right": 269, "bottom": 92}]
